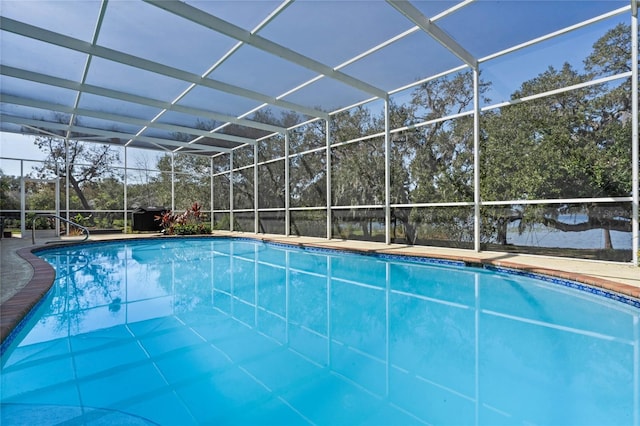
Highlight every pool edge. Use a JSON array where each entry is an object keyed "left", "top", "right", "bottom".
[
  {"left": 247, "top": 234, "right": 640, "bottom": 303},
  {"left": 1, "top": 246, "right": 56, "bottom": 347}
]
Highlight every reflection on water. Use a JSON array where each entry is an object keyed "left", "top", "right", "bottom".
[{"left": 1, "top": 238, "right": 638, "bottom": 426}]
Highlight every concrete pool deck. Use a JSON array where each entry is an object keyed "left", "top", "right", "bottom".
[{"left": 1, "top": 231, "right": 639, "bottom": 344}]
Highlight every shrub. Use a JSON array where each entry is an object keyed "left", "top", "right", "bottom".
[{"left": 155, "top": 202, "right": 211, "bottom": 235}]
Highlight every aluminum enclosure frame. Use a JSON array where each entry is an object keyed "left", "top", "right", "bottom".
[{"left": 0, "top": 0, "right": 637, "bottom": 265}]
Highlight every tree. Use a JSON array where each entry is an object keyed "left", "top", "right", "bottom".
[
  {"left": 289, "top": 119, "right": 327, "bottom": 211},
  {"left": 126, "top": 152, "right": 165, "bottom": 209},
  {"left": 480, "top": 24, "right": 634, "bottom": 249},
  {"left": 159, "top": 110, "right": 302, "bottom": 232},
  {"left": 0, "top": 170, "right": 20, "bottom": 211},
  {"left": 153, "top": 151, "right": 212, "bottom": 210},
  {"left": 394, "top": 71, "right": 490, "bottom": 244},
  {"left": 330, "top": 106, "right": 386, "bottom": 239},
  {"left": 33, "top": 136, "right": 121, "bottom": 213}
]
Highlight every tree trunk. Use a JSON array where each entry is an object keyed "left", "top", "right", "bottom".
[
  {"left": 290, "top": 217, "right": 300, "bottom": 236},
  {"left": 360, "top": 220, "right": 370, "bottom": 238},
  {"left": 496, "top": 219, "right": 508, "bottom": 245},
  {"left": 404, "top": 221, "right": 417, "bottom": 245},
  {"left": 392, "top": 209, "right": 417, "bottom": 244},
  {"left": 603, "top": 228, "right": 613, "bottom": 249},
  {"left": 68, "top": 174, "right": 91, "bottom": 211}
]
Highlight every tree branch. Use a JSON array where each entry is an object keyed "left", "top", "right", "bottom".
[{"left": 542, "top": 216, "right": 631, "bottom": 232}]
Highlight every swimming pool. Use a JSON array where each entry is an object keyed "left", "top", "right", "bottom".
[{"left": 1, "top": 237, "right": 638, "bottom": 425}]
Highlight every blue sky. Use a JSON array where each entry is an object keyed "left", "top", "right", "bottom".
[{"left": 1, "top": 133, "right": 44, "bottom": 174}]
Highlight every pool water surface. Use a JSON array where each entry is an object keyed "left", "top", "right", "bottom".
[{"left": 1, "top": 238, "right": 638, "bottom": 425}]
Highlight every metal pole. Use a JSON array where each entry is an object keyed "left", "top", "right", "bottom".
[
  {"left": 171, "top": 152, "right": 175, "bottom": 212},
  {"left": 285, "top": 132, "right": 290, "bottom": 236},
  {"left": 20, "top": 160, "right": 25, "bottom": 238},
  {"left": 254, "top": 143, "right": 259, "bottom": 234},
  {"left": 631, "top": 2, "right": 639, "bottom": 266},
  {"left": 55, "top": 177, "right": 60, "bottom": 237},
  {"left": 124, "top": 146, "right": 128, "bottom": 233},
  {"left": 230, "top": 151, "right": 234, "bottom": 231},
  {"left": 210, "top": 157, "right": 214, "bottom": 231},
  {"left": 473, "top": 68, "right": 481, "bottom": 252},
  {"left": 384, "top": 99, "right": 391, "bottom": 245},
  {"left": 326, "top": 119, "right": 333, "bottom": 239}
]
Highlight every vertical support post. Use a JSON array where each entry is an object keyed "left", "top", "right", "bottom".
[
  {"left": 285, "top": 132, "right": 291, "bottom": 236},
  {"left": 124, "top": 146, "right": 128, "bottom": 233},
  {"left": 230, "top": 151, "right": 234, "bottom": 232},
  {"left": 254, "top": 143, "right": 259, "bottom": 234},
  {"left": 210, "top": 157, "right": 214, "bottom": 231},
  {"left": 170, "top": 152, "right": 175, "bottom": 212},
  {"left": 632, "top": 2, "right": 639, "bottom": 266},
  {"left": 473, "top": 68, "right": 481, "bottom": 252},
  {"left": 55, "top": 178, "right": 60, "bottom": 237},
  {"left": 326, "top": 119, "right": 332, "bottom": 240},
  {"left": 20, "top": 160, "right": 25, "bottom": 238},
  {"left": 384, "top": 99, "right": 391, "bottom": 245}
]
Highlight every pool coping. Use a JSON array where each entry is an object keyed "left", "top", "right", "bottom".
[
  {"left": 1, "top": 234, "right": 639, "bottom": 347},
  {"left": 1, "top": 246, "right": 56, "bottom": 346}
]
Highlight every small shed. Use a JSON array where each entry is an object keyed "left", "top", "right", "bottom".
[{"left": 132, "top": 207, "right": 166, "bottom": 232}]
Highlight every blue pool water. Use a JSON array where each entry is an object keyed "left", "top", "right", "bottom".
[{"left": 1, "top": 238, "right": 638, "bottom": 425}]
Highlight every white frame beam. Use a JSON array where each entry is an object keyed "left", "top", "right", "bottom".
[
  {"left": 386, "top": 0, "right": 478, "bottom": 69},
  {"left": 285, "top": 132, "right": 291, "bottom": 236},
  {"left": 0, "top": 16, "right": 328, "bottom": 120},
  {"left": 2, "top": 114, "right": 230, "bottom": 153},
  {"left": 254, "top": 143, "right": 259, "bottom": 234},
  {"left": 229, "top": 152, "right": 234, "bottom": 231},
  {"left": 1, "top": 0, "right": 636, "bottom": 266},
  {"left": 473, "top": 69, "right": 481, "bottom": 252},
  {"left": 1, "top": 94, "right": 257, "bottom": 147},
  {"left": 65, "top": 0, "right": 108, "bottom": 141},
  {"left": 632, "top": 0, "right": 639, "bottom": 266},
  {"left": 326, "top": 119, "right": 332, "bottom": 239},
  {"left": 384, "top": 100, "right": 391, "bottom": 245},
  {"left": 0, "top": 65, "right": 286, "bottom": 134},
  {"left": 145, "top": 0, "right": 389, "bottom": 100}
]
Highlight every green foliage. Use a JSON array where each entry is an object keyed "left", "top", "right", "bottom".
[
  {"left": 73, "top": 213, "right": 91, "bottom": 227},
  {"left": 212, "top": 214, "right": 231, "bottom": 231},
  {"left": 171, "top": 223, "right": 212, "bottom": 235},
  {"left": 0, "top": 171, "right": 20, "bottom": 210},
  {"left": 154, "top": 153, "right": 211, "bottom": 210},
  {"left": 156, "top": 202, "right": 211, "bottom": 235},
  {"left": 33, "top": 134, "right": 120, "bottom": 211},
  {"left": 26, "top": 213, "right": 55, "bottom": 230},
  {"left": 478, "top": 24, "right": 635, "bottom": 247}
]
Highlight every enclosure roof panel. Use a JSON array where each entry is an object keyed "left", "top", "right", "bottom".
[
  {"left": 0, "top": 0, "right": 631, "bottom": 155},
  {"left": 435, "top": 0, "right": 629, "bottom": 60}
]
